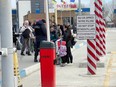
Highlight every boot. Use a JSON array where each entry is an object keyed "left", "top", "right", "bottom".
[
  {"left": 26, "top": 51, "right": 31, "bottom": 56},
  {"left": 34, "top": 59, "right": 38, "bottom": 62},
  {"left": 34, "top": 56, "right": 38, "bottom": 62},
  {"left": 21, "top": 52, "right": 25, "bottom": 56}
]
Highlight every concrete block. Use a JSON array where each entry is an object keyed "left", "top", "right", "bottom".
[{"left": 78, "top": 61, "right": 105, "bottom": 68}]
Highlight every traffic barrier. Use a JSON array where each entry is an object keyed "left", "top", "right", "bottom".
[
  {"left": 87, "top": 0, "right": 97, "bottom": 75},
  {"left": 94, "top": 0, "right": 101, "bottom": 61},
  {"left": 13, "top": 52, "right": 23, "bottom": 87},
  {"left": 98, "top": 0, "right": 106, "bottom": 55},
  {"left": 87, "top": 40, "right": 97, "bottom": 75},
  {"left": 102, "top": 18, "right": 106, "bottom": 55},
  {"left": 40, "top": 41, "right": 56, "bottom": 87}
]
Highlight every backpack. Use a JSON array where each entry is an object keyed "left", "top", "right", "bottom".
[{"left": 22, "top": 28, "right": 30, "bottom": 38}]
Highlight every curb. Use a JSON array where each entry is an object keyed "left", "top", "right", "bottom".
[
  {"left": 78, "top": 56, "right": 106, "bottom": 68},
  {"left": 19, "top": 41, "right": 87, "bottom": 78},
  {"left": 20, "top": 63, "right": 40, "bottom": 78},
  {"left": 75, "top": 41, "right": 86, "bottom": 49}
]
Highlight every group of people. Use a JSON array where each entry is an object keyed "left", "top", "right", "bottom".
[
  {"left": 19, "top": 19, "right": 47, "bottom": 62},
  {"left": 50, "top": 22, "right": 77, "bottom": 66},
  {"left": 14, "top": 19, "right": 77, "bottom": 65}
]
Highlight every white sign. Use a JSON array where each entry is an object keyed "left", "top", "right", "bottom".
[
  {"left": 77, "top": 15, "right": 96, "bottom": 40},
  {"left": 49, "top": 3, "right": 55, "bottom": 13},
  {"left": 77, "top": 15, "right": 96, "bottom": 23}
]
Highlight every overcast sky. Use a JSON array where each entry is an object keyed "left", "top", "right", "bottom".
[
  {"left": 11, "top": 0, "right": 112, "bottom": 9},
  {"left": 11, "top": 0, "right": 16, "bottom": 9}
]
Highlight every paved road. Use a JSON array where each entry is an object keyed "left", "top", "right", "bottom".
[
  {"left": 0, "top": 39, "right": 85, "bottom": 69},
  {"left": 0, "top": 28, "right": 116, "bottom": 87},
  {"left": 21, "top": 29, "right": 116, "bottom": 87},
  {"left": 18, "top": 39, "right": 86, "bottom": 71},
  {"left": 0, "top": 39, "right": 85, "bottom": 82},
  {"left": 103, "top": 29, "right": 116, "bottom": 87}
]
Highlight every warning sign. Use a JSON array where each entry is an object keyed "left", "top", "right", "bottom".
[{"left": 77, "top": 15, "right": 96, "bottom": 40}]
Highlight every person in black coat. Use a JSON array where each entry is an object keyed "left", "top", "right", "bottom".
[
  {"left": 33, "top": 19, "right": 47, "bottom": 62},
  {"left": 63, "top": 25, "right": 73, "bottom": 64}
]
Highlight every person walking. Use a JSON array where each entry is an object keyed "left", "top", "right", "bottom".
[
  {"left": 33, "top": 19, "right": 47, "bottom": 62},
  {"left": 20, "top": 20, "right": 33, "bottom": 56}
]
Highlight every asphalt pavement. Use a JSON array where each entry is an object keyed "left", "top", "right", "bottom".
[
  {"left": 0, "top": 39, "right": 86, "bottom": 79},
  {"left": 0, "top": 28, "right": 116, "bottom": 87},
  {"left": 21, "top": 29, "right": 116, "bottom": 87}
]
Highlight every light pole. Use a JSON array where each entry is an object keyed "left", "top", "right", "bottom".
[
  {"left": 79, "top": 0, "right": 81, "bottom": 15},
  {"left": 45, "top": 0, "right": 50, "bottom": 41},
  {"left": 0, "top": 0, "right": 15, "bottom": 87}
]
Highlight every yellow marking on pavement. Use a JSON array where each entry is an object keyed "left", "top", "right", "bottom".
[
  {"left": 105, "top": 28, "right": 108, "bottom": 31},
  {"left": 111, "top": 52, "right": 116, "bottom": 54},
  {"left": 112, "top": 66, "right": 116, "bottom": 68},
  {"left": 111, "top": 72, "right": 116, "bottom": 74},
  {"left": 103, "top": 54, "right": 113, "bottom": 87}
]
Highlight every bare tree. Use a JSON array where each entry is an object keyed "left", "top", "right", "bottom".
[
  {"left": 103, "top": 2, "right": 113, "bottom": 21},
  {"left": 103, "top": 1, "right": 116, "bottom": 27}
]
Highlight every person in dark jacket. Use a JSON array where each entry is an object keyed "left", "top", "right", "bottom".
[
  {"left": 63, "top": 25, "right": 73, "bottom": 64},
  {"left": 50, "top": 26, "right": 58, "bottom": 42},
  {"left": 33, "top": 19, "right": 47, "bottom": 62},
  {"left": 60, "top": 25, "right": 64, "bottom": 36}
]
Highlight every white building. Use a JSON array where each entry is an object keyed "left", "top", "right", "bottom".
[{"left": 17, "top": 0, "right": 31, "bottom": 27}]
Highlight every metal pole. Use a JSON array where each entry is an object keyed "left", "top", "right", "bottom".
[
  {"left": 0, "top": 34, "right": 1, "bottom": 61},
  {"left": 16, "top": 1, "right": 19, "bottom": 30},
  {"left": 112, "top": 0, "right": 114, "bottom": 23},
  {"left": 61, "top": 10, "right": 63, "bottom": 24},
  {"left": 79, "top": 0, "right": 81, "bottom": 15},
  {"left": 55, "top": 9, "right": 58, "bottom": 25},
  {"left": 45, "top": 0, "right": 50, "bottom": 41},
  {"left": 70, "top": 10, "right": 72, "bottom": 25},
  {"left": 0, "top": 0, "right": 15, "bottom": 87}
]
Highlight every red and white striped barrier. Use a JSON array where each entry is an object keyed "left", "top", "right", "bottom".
[
  {"left": 94, "top": 0, "right": 101, "bottom": 61},
  {"left": 87, "top": 0, "right": 97, "bottom": 75},
  {"left": 87, "top": 0, "right": 106, "bottom": 75},
  {"left": 102, "top": 18, "right": 106, "bottom": 55},
  {"left": 87, "top": 40, "right": 96, "bottom": 75},
  {"left": 98, "top": 0, "right": 106, "bottom": 55}
]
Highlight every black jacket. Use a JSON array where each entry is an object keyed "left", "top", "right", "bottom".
[
  {"left": 33, "top": 20, "right": 47, "bottom": 41},
  {"left": 63, "top": 29, "right": 73, "bottom": 47}
]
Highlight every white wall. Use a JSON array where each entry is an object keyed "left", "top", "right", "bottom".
[{"left": 18, "top": 0, "right": 31, "bottom": 27}]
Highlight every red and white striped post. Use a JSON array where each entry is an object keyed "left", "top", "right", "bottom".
[
  {"left": 98, "top": 0, "right": 106, "bottom": 56},
  {"left": 102, "top": 19, "right": 106, "bottom": 55},
  {"left": 101, "top": 19, "right": 106, "bottom": 55},
  {"left": 99, "top": 0, "right": 106, "bottom": 55},
  {"left": 94, "top": 0, "right": 101, "bottom": 61},
  {"left": 87, "top": 0, "right": 96, "bottom": 75},
  {"left": 87, "top": 0, "right": 106, "bottom": 75},
  {"left": 87, "top": 40, "right": 96, "bottom": 75}
]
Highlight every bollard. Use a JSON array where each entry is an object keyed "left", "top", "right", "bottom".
[
  {"left": 13, "top": 52, "right": 23, "bottom": 87},
  {"left": 40, "top": 41, "right": 56, "bottom": 87}
]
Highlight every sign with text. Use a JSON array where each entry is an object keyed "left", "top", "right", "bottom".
[
  {"left": 77, "top": 15, "right": 96, "bottom": 40},
  {"left": 56, "top": 4, "right": 77, "bottom": 10}
]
